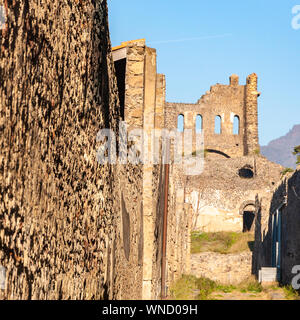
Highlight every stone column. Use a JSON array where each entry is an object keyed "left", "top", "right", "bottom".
[
  {"left": 124, "top": 40, "right": 146, "bottom": 129},
  {"left": 245, "top": 73, "right": 260, "bottom": 155},
  {"left": 155, "top": 74, "right": 166, "bottom": 129}
]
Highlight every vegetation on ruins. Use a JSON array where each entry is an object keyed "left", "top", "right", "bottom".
[
  {"left": 281, "top": 167, "right": 294, "bottom": 177},
  {"left": 293, "top": 145, "right": 300, "bottom": 165},
  {"left": 170, "top": 275, "right": 300, "bottom": 300},
  {"left": 191, "top": 231, "right": 254, "bottom": 254}
]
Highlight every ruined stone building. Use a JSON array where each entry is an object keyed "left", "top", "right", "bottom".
[
  {"left": 0, "top": 1, "right": 190, "bottom": 300},
  {"left": 164, "top": 74, "right": 283, "bottom": 233},
  {"left": 253, "top": 167, "right": 300, "bottom": 285}
]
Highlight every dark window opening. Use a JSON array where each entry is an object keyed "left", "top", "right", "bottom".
[
  {"left": 239, "top": 167, "right": 254, "bottom": 179},
  {"left": 114, "top": 58, "right": 126, "bottom": 120},
  {"left": 243, "top": 211, "right": 255, "bottom": 232}
]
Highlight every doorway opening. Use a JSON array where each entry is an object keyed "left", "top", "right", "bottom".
[{"left": 243, "top": 211, "right": 255, "bottom": 232}]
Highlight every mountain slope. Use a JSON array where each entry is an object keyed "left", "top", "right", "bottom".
[{"left": 261, "top": 125, "right": 300, "bottom": 169}]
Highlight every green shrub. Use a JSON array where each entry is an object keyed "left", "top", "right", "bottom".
[
  {"left": 293, "top": 145, "right": 300, "bottom": 165},
  {"left": 281, "top": 167, "right": 294, "bottom": 176}
]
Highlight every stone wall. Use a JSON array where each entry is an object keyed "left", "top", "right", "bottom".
[
  {"left": 0, "top": 1, "right": 186, "bottom": 301},
  {"left": 165, "top": 74, "right": 260, "bottom": 159},
  {"left": 185, "top": 156, "right": 283, "bottom": 232},
  {"left": 0, "top": 0, "right": 127, "bottom": 300},
  {"left": 165, "top": 163, "right": 192, "bottom": 294},
  {"left": 191, "top": 252, "right": 252, "bottom": 285},
  {"left": 253, "top": 168, "right": 300, "bottom": 286},
  {"left": 112, "top": 39, "right": 191, "bottom": 299}
]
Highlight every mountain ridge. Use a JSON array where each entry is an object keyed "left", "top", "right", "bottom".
[{"left": 261, "top": 124, "right": 300, "bottom": 169}]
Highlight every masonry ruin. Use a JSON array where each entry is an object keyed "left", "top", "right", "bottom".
[
  {"left": 253, "top": 167, "right": 300, "bottom": 285},
  {"left": 164, "top": 74, "right": 283, "bottom": 233},
  {"left": 1, "top": 0, "right": 296, "bottom": 301}
]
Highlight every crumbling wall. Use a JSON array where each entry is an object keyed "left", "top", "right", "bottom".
[
  {"left": 253, "top": 169, "right": 300, "bottom": 285},
  {"left": 112, "top": 40, "right": 168, "bottom": 300},
  {"left": 165, "top": 74, "right": 260, "bottom": 158},
  {"left": 185, "top": 156, "right": 283, "bottom": 232}
]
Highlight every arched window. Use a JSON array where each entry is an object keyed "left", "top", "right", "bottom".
[
  {"left": 238, "top": 166, "right": 254, "bottom": 179},
  {"left": 177, "top": 114, "right": 184, "bottom": 132},
  {"left": 195, "top": 115, "right": 203, "bottom": 133},
  {"left": 215, "top": 115, "right": 221, "bottom": 134},
  {"left": 233, "top": 115, "right": 240, "bottom": 135}
]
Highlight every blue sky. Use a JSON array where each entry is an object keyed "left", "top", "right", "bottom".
[{"left": 108, "top": 0, "right": 300, "bottom": 146}]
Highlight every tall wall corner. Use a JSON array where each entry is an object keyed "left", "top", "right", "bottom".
[
  {"left": 244, "top": 73, "right": 260, "bottom": 155},
  {"left": 155, "top": 74, "right": 166, "bottom": 129}
]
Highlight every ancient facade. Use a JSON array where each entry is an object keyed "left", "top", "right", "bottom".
[
  {"left": 165, "top": 74, "right": 260, "bottom": 158},
  {"left": 164, "top": 74, "right": 283, "bottom": 233},
  {"left": 253, "top": 167, "right": 300, "bottom": 286},
  {"left": 185, "top": 156, "right": 283, "bottom": 232},
  {"left": 112, "top": 39, "right": 192, "bottom": 298}
]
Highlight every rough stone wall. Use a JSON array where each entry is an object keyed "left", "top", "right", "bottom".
[
  {"left": 0, "top": 0, "right": 130, "bottom": 300},
  {"left": 165, "top": 74, "right": 260, "bottom": 158},
  {"left": 165, "top": 162, "right": 192, "bottom": 294},
  {"left": 253, "top": 169, "right": 300, "bottom": 286},
  {"left": 191, "top": 252, "right": 252, "bottom": 285},
  {"left": 185, "top": 156, "right": 283, "bottom": 232},
  {"left": 112, "top": 39, "right": 192, "bottom": 299}
]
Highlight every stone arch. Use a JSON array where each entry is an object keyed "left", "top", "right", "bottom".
[
  {"left": 205, "top": 149, "right": 231, "bottom": 159},
  {"left": 239, "top": 201, "right": 256, "bottom": 233},
  {"left": 238, "top": 165, "right": 254, "bottom": 179},
  {"left": 239, "top": 201, "right": 256, "bottom": 216}
]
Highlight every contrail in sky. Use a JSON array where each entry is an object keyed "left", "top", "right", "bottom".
[{"left": 148, "top": 33, "right": 233, "bottom": 45}]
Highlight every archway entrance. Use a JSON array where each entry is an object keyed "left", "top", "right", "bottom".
[
  {"left": 243, "top": 210, "right": 255, "bottom": 232},
  {"left": 239, "top": 202, "right": 256, "bottom": 232}
]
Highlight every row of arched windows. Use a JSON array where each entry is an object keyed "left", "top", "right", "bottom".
[{"left": 177, "top": 114, "right": 240, "bottom": 135}]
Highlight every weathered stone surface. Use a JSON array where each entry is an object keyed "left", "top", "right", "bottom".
[
  {"left": 185, "top": 156, "right": 283, "bottom": 232},
  {"left": 191, "top": 252, "right": 252, "bottom": 284},
  {"left": 253, "top": 169, "right": 300, "bottom": 286},
  {"left": 165, "top": 74, "right": 260, "bottom": 158},
  {"left": 0, "top": 0, "right": 147, "bottom": 301}
]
